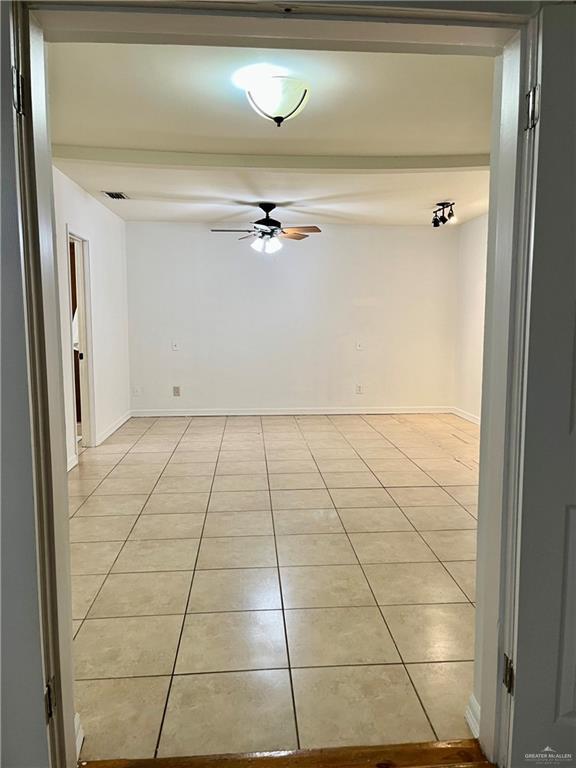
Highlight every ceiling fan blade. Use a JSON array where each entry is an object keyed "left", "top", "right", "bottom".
[
  {"left": 238, "top": 234, "right": 255, "bottom": 240},
  {"left": 281, "top": 232, "right": 308, "bottom": 241},
  {"left": 282, "top": 226, "right": 322, "bottom": 234},
  {"left": 210, "top": 229, "right": 253, "bottom": 233}
]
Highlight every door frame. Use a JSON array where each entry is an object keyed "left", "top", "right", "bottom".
[
  {"left": 9, "top": 3, "right": 539, "bottom": 767},
  {"left": 66, "top": 230, "right": 96, "bottom": 452}
]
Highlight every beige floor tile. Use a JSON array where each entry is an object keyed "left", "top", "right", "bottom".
[
  {"left": 445, "top": 561, "right": 477, "bottom": 600},
  {"left": 72, "top": 575, "right": 105, "bottom": 619},
  {"left": 375, "top": 469, "right": 435, "bottom": 487},
  {"left": 176, "top": 610, "right": 287, "bottom": 673},
  {"left": 119, "top": 452, "right": 171, "bottom": 465},
  {"left": 70, "top": 516, "right": 137, "bottom": 543},
  {"left": 421, "top": 530, "right": 477, "bottom": 561},
  {"left": 271, "top": 489, "right": 334, "bottom": 510},
  {"left": 70, "top": 542, "right": 124, "bottom": 575},
  {"left": 72, "top": 620, "right": 82, "bottom": 638},
  {"left": 162, "top": 462, "right": 216, "bottom": 476},
  {"left": 74, "top": 615, "right": 182, "bottom": 678},
  {"left": 350, "top": 532, "right": 436, "bottom": 563},
  {"left": 129, "top": 513, "right": 205, "bottom": 540},
  {"left": 445, "top": 485, "right": 479, "bottom": 505},
  {"left": 75, "top": 495, "right": 148, "bottom": 517},
  {"left": 208, "top": 490, "right": 271, "bottom": 512},
  {"left": 143, "top": 493, "right": 208, "bottom": 515},
  {"left": 329, "top": 488, "right": 395, "bottom": 508},
  {"left": 158, "top": 670, "right": 297, "bottom": 756},
  {"left": 274, "top": 509, "right": 344, "bottom": 535},
  {"left": 338, "top": 507, "right": 413, "bottom": 533},
  {"left": 277, "top": 534, "right": 357, "bottom": 566},
  {"left": 212, "top": 474, "right": 269, "bottom": 492},
  {"left": 112, "top": 539, "right": 199, "bottom": 572},
  {"left": 402, "top": 506, "right": 477, "bottom": 530},
  {"left": 216, "top": 460, "right": 267, "bottom": 475},
  {"left": 154, "top": 476, "right": 212, "bottom": 494},
  {"left": 203, "top": 510, "right": 273, "bottom": 537},
  {"left": 267, "top": 459, "right": 318, "bottom": 474},
  {"left": 364, "top": 563, "right": 468, "bottom": 604},
  {"left": 464, "top": 504, "right": 478, "bottom": 519},
  {"left": 387, "top": 487, "right": 456, "bottom": 507},
  {"left": 280, "top": 565, "right": 375, "bottom": 608},
  {"left": 292, "top": 665, "right": 434, "bottom": 748},
  {"left": 286, "top": 607, "right": 400, "bottom": 666},
  {"left": 322, "top": 472, "right": 381, "bottom": 488},
  {"left": 197, "top": 536, "right": 276, "bottom": 569},
  {"left": 309, "top": 448, "right": 358, "bottom": 460},
  {"left": 76, "top": 677, "right": 171, "bottom": 760},
  {"left": 68, "top": 477, "right": 103, "bottom": 496},
  {"left": 171, "top": 450, "right": 219, "bottom": 463},
  {"left": 188, "top": 568, "right": 281, "bottom": 612},
  {"left": 88, "top": 571, "right": 192, "bottom": 617},
  {"left": 69, "top": 496, "right": 87, "bottom": 516},
  {"left": 93, "top": 477, "right": 157, "bottom": 495},
  {"left": 265, "top": 449, "right": 312, "bottom": 461},
  {"left": 382, "top": 604, "right": 475, "bottom": 662},
  {"left": 106, "top": 464, "right": 162, "bottom": 480},
  {"left": 314, "top": 459, "right": 368, "bottom": 473},
  {"left": 357, "top": 448, "right": 405, "bottom": 460},
  {"left": 407, "top": 662, "right": 474, "bottom": 739},
  {"left": 268, "top": 473, "right": 326, "bottom": 490}
]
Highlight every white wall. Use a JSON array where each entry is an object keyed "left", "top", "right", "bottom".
[
  {"left": 127, "top": 222, "right": 462, "bottom": 414},
  {"left": 454, "top": 214, "right": 489, "bottom": 421},
  {"left": 53, "top": 168, "right": 130, "bottom": 465}
]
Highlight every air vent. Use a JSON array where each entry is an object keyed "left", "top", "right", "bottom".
[{"left": 103, "top": 191, "right": 128, "bottom": 200}]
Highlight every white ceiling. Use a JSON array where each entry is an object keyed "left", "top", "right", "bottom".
[
  {"left": 47, "top": 42, "right": 493, "bottom": 225},
  {"left": 53, "top": 160, "right": 489, "bottom": 226},
  {"left": 47, "top": 44, "right": 493, "bottom": 157}
]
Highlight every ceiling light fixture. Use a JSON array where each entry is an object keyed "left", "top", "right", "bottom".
[
  {"left": 232, "top": 63, "right": 309, "bottom": 127},
  {"left": 431, "top": 201, "right": 456, "bottom": 228},
  {"left": 251, "top": 234, "right": 283, "bottom": 254}
]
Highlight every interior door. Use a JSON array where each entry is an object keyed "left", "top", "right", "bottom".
[{"left": 509, "top": 4, "right": 576, "bottom": 764}]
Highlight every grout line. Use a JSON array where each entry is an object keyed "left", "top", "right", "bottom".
[
  {"left": 263, "top": 416, "right": 302, "bottom": 750},
  {"left": 152, "top": 416, "right": 227, "bottom": 758}
]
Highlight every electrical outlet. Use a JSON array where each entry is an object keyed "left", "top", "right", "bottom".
[
  {"left": 355, "top": 384, "right": 363, "bottom": 395},
  {"left": 132, "top": 385, "right": 143, "bottom": 397},
  {"left": 355, "top": 341, "right": 364, "bottom": 352},
  {"left": 171, "top": 341, "right": 180, "bottom": 352},
  {"left": 172, "top": 386, "right": 181, "bottom": 397}
]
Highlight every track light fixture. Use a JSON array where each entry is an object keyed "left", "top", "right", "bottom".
[{"left": 431, "top": 201, "right": 456, "bottom": 228}]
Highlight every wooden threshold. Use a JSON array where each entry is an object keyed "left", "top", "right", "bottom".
[{"left": 81, "top": 738, "right": 493, "bottom": 768}]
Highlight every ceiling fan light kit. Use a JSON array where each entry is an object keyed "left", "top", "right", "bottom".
[
  {"left": 211, "top": 202, "right": 321, "bottom": 253},
  {"left": 432, "top": 201, "right": 456, "bottom": 228}
]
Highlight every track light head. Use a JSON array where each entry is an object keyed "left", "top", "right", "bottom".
[{"left": 432, "top": 201, "right": 455, "bottom": 228}]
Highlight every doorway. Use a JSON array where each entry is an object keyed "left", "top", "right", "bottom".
[
  {"left": 7, "top": 4, "right": 568, "bottom": 768},
  {"left": 67, "top": 234, "right": 93, "bottom": 456}
]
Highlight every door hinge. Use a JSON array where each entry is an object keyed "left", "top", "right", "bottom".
[
  {"left": 44, "top": 677, "right": 55, "bottom": 722},
  {"left": 525, "top": 84, "right": 540, "bottom": 131},
  {"left": 12, "top": 67, "right": 24, "bottom": 116},
  {"left": 503, "top": 653, "right": 515, "bottom": 695}
]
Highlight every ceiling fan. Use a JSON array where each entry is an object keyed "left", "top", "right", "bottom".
[{"left": 210, "top": 202, "right": 321, "bottom": 253}]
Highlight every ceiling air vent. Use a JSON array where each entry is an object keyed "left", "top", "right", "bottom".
[{"left": 103, "top": 191, "right": 128, "bottom": 200}]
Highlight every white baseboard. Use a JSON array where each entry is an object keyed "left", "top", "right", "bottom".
[
  {"left": 67, "top": 454, "right": 79, "bottom": 471},
  {"left": 450, "top": 407, "right": 481, "bottom": 425},
  {"left": 465, "top": 693, "right": 481, "bottom": 737},
  {"left": 129, "top": 405, "right": 455, "bottom": 417},
  {"left": 94, "top": 411, "right": 131, "bottom": 444},
  {"left": 74, "top": 712, "right": 84, "bottom": 759}
]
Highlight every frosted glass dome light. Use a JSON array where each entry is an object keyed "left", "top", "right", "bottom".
[{"left": 232, "top": 64, "right": 309, "bottom": 127}]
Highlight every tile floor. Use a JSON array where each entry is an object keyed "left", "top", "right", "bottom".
[{"left": 69, "top": 413, "right": 479, "bottom": 760}]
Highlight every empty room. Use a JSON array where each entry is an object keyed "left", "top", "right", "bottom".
[{"left": 47, "top": 38, "right": 490, "bottom": 761}]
